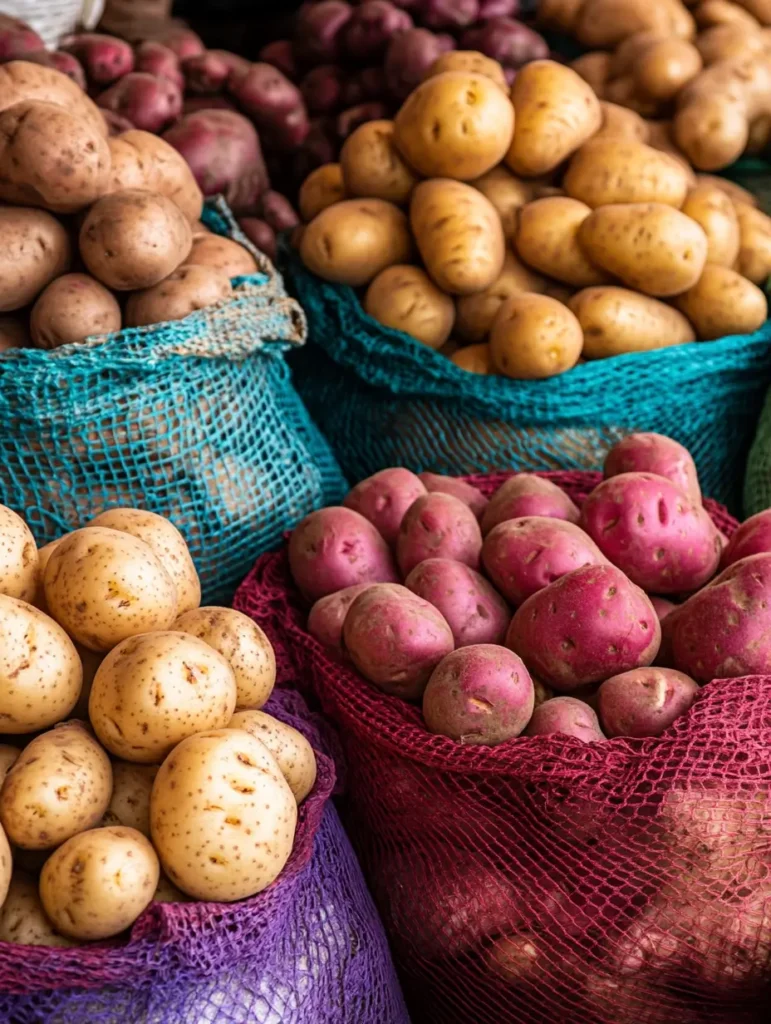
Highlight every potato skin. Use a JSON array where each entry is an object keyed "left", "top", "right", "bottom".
[
  {"left": 30, "top": 273, "right": 121, "bottom": 349},
  {"left": 0, "top": 206, "right": 72, "bottom": 312},
  {"left": 0, "top": 60, "right": 107, "bottom": 138},
  {"left": 469, "top": 166, "right": 533, "bottom": 242},
  {"left": 298, "top": 163, "right": 346, "bottom": 222},
  {"left": 515, "top": 197, "right": 609, "bottom": 287},
  {"left": 735, "top": 202, "right": 771, "bottom": 285},
  {"left": 681, "top": 183, "right": 741, "bottom": 266},
  {"left": 187, "top": 234, "right": 258, "bottom": 277},
  {"left": 490, "top": 293, "right": 583, "bottom": 379},
  {"left": 451, "top": 343, "right": 493, "bottom": 374},
  {"left": 102, "top": 762, "right": 157, "bottom": 836},
  {"left": 673, "top": 265, "right": 768, "bottom": 340},
  {"left": 564, "top": 140, "right": 691, "bottom": 209},
  {"left": 229, "top": 710, "right": 317, "bottom": 803},
  {"left": 569, "top": 287, "right": 696, "bottom": 358},
  {"left": 0, "top": 872, "right": 75, "bottom": 947},
  {"left": 340, "top": 120, "right": 418, "bottom": 205},
  {"left": 107, "top": 130, "right": 203, "bottom": 222},
  {"left": 425, "top": 51, "right": 508, "bottom": 90},
  {"left": 455, "top": 249, "right": 545, "bottom": 343},
  {"left": 125, "top": 264, "right": 233, "bottom": 328},
  {"left": 0, "top": 504, "right": 38, "bottom": 602},
  {"left": 364, "top": 265, "right": 455, "bottom": 349},
  {"left": 594, "top": 102, "right": 649, "bottom": 142},
  {"left": 0, "top": 823, "right": 9, "bottom": 908},
  {"left": 0, "top": 316, "right": 29, "bottom": 351},
  {"left": 634, "top": 38, "right": 703, "bottom": 102}
]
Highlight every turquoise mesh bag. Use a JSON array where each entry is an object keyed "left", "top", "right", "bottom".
[{"left": 0, "top": 200, "right": 346, "bottom": 604}]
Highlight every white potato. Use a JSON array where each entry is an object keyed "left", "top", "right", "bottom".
[
  {"left": 0, "top": 871, "right": 76, "bottom": 947},
  {"left": 101, "top": 762, "right": 158, "bottom": 837},
  {"left": 229, "top": 710, "right": 317, "bottom": 804},
  {"left": 0, "top": 504, "right": 37, "bottom": 603}
]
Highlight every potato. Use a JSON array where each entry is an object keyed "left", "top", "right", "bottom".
[
  {"left": 411, "top": 179, "right": 505, "bottom": 295},
  {"left": 40, "top": 826, "right": 159, "bottom": 940},
  {"left": 735, "top": 202, "right": 771, "bottom": 285},
  {"left": 0, "top": 722, "right": 112, "bottom": 850},
  {"left": 187, "top": 234, "right": 258, "bottom": 278},
  {"left": 680, "top": 183, "right": 741, "bottom": 267},
  {"left": 570, "top": 52, "right": 612, "bottom": 94},
  {"left": 0, "top": 822, "right": 9, "bottom": 906},
  {"left": 150, "top": 728, "right": 297, "bottom": 901},
  {"left": 525, "top": 696, "right": 606, "bottom": 741},
  {"left": 578, "top": 203, "right": 708, "bottom": 297},
  {"left": 307, "top": 584, "right": 373, "bottom": 654},
  {"left": 425, "top": 51, "right": 508, "bottom": 90},
  {"left": 569, "top": 287, "right": 696, "bottom": 358},
  {"left": 364, "top": 265, "right": 455, "bottom": 349},
  {"left": 229, "top": 709, "right": 317, "bottom": 803},
  {"left": 80, "top": 189, "right": 193, "bottom": 291},
  {"left": 300, "top": 198, "right": 412, "bottom": 287},
  {"left": 694, "top": 0, "right": 761, "bottom": 30},
  {"left": 0, "top": 60, "right": 107, "bottom": 138},
  {"left": 107, "top": 129, "right": 203, "bottom": 222},
  {"left": 298, "top": 163, "right": 347, "bottom": 222},
  {"left": 506, "top": 61, "right": 602, "bottom": 178},
  {"left": 604, "top": 433, "right": 701, "bottom": 504},
  {"left": 515, "top": 197, "right": 609, "bottom": 288},
  {"left": 406, "top": 558, "right": 510, "bottom": 647},
  {"left": 44, "top": 527, "right": 178, "bottom": 652},
  {"left": 634, "top": 38, "right": 703, "bottom": 101},
  {"left": 594, "top": 102, "right": 649, "bottom": 142},
  {"left": 564, "top": 140, "right": 691, "bottom": 209},
  {"left": 481, "top": 474, "right": 580, "bottom": 536},
  {"left": 340, "top": 120, "right": 418, "bottom": 205},
  {"left": 397, "top": 492, "right": 483, "bottom": 576},
  {"left": 598, "top": 666, "right": 699, "bottom": 737},
  {"left": 394, "top": 72, "right": 514, "bottom": 180},
  {"left": 673, "top": 264, "right": 768, "bottom": 340},
  {"left": 490, "top": 293, "right": 583, "bottom": 380},
  {"left": 89, "top": 630, "right": 237, "bottom": 763},
  {"left": 30, "top": 273, "right": 121, "bottom": 349},
  {"left": 451, "top": 343, "right": 493, "bottom": 374},
  {"left": 101, "top": 762, "right": 157, "bottom": 837},
  {"left": 455, "top": 250, "right": 546, "bottom": 343},
  {"left": 0, "top": 871, "right": 75, "bottom": 946},
  {"left": 418, "top": 473, "right": 489, "bottom": 520},
  {"left": 125, "top": 264, "right": 233, "bottom": 328},
  {"left": 0, "top": 504, "right": 37, "bottom": 602},
  {"left": 344, "top": 468, "right": 427, "bottom": 546},
  {"left": 0, "top": 744, "right": 19, "bottom": 777},
  {"left": 468, "top": 166, "right": 533, "bottom": 242},
  {"left": 0, "top": 206, "right": 72, "bottom": 312},
  {"left": 0, "top": 315, "right": 29, "bottom": 351}
]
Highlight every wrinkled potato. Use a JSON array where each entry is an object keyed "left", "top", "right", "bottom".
[
  {"left": 594, "top": 102, "right": 650, "bottom": 142},
  {"left": 425, "top": 51, "right": 508, "bottom": 90},
  {"left": 298, "top": 163, "right": 347, "bottom": 222},
  {"left": 107, "top": 130, "right": 203, "bottom": 222},
  {"left": 229, "top": 709, "right": 317, "bottom": 803},
  {"left": 0, "top": 744, "right": 19, "bottom": 777},
  {"left": 735, "top": 202, "right": 771, "bottom": 284},
  {"left": 89, "top": 630, "right": 237, "bottom": 763},
  {"left": 187, "top": 234, "right": 258, "bottom": 278},
  {"left": 30, "top": 273, "right": 122, "bottom": 349},
  {"left": 125, "top": 264, "right": 234, "bottom": 328},
  {"left": 0, "top": 871, "right": 76, "bottom": 947},
  {"left": 40, "top": 826, "right": 159, "bottom": 940},
  {"left": 364, "top": 265, "right": 455, "bottom": 349},
  {"left": 0, "top": 315, "right": 29, "bottom": 351},
  {"left": 455, "top": 249, "right": 546, "bottom": 343},
  {"left": 394, "top": 72, "right": 514, "bottom": 180},
  {"left": 681, "top": 182, "right": 741, "bottom": 266},
  {"left": 451, "top": 343, "right": 493, "bottom": 374},
  {"left": 44, "top": 527, "right": 178, "bottom": 652},
  {"left": 0, "top": 206, "right": 72, "bottom": 312},
  {"left": 340, "top": 120, "right": 418, "bottom": 205},
  {"left": 564, "top": 140, "right": 692, "bottom": 208},
  {"left": 150, "top": 728, "right": 297, "bottom": 901},
  {"left": 469, "top": 166, "right": 534, "bottom": 241},
  {"left": 490, "top": 293, "right": 583, "bottom": 379},
  {"left": 515, "top": 197, "right": 610, "bottom": 287},
  {"left": 102, "top": 762, "right": 157, "bottom": 836},
  {"left": 0, "top": 504, "right": 38, "bottom": 602},
  {"left": 0, "top": 722, "right": 112, "bottom": 850},
  {"left": 673, "top": 264, "right": 768, "bottom": 339},
  {"left": 569, "top": 287, "right": 696, "bottom": 358},
  {"left": 172, "top": 606, "right": 276, "bottom": 710}
]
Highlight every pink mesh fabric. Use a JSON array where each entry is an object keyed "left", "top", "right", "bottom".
[{"left": 235, "top": 471, "right": 771, "bottom": 1024}]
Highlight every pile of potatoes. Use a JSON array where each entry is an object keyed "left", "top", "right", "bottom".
[
  {"left": 0, "top": 503, "right": 316, "bottom": 947},
  {"left": 0, "top": 60, "right": 260, "bottom": 354},
  {"left": 295, "top": 52, "right": 771, "bottom": 380}
]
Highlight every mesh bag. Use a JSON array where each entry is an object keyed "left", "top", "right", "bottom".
[
  {"left": 281, "top": 243, "right": 771, "bottom": 514},
  {"left": 0, "top": 199, "right": 346, "bottom": 605},
  {"left": 0, "top": 689, "right": 409, "bottom": 1024},
  {"left": 235, "top": 472, "right": 771, "bottom": 1024}
]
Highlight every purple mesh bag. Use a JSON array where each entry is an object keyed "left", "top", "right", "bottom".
[{"left": 0, "top": 690, "right": 409, "bottom": 1024}]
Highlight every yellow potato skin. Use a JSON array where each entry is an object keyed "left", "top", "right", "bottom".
[
  {"left": 489, "top": 293, "right": 583, "bottom": 379},
  {"left": 451, "top": 343, "right": 493, "bottom": 374},
  {"left": 364, "top": 265, "right": 455, "bottom": 349},
  {"left": 298, "top": 164, "right": 346, "bottom": 222},
  {"left": 564, "top": 140, "right": 691, "bottom": 209},
  {"left": 673, "top": 264, "right": 768, "bottom": 339},
  {"left": 340, "top": 121, "right": 418, "bottom": 205},
  {"left": 515, "top": 197, "right": 610, "bottom": 287},
  {"left": 681, "top": 183, "right": 741, "bottom": 266},
  {"left": 593, "top": 102, "right": 649, "bottom": 143},
  {"left": 735, "top": 202, "right": 771, "bottom": 284},
  {"left": 634, "top": 38, "right": 703, "bottom": 102},
  {"left": 469, "top": 166, "right": 533, "bottom": 241},
  {"left": 569, "top": 286, "right": 696, "bottom": 358},
  {"left": 425, "top": 52, "right": 508, "bottom": 91},
  {"left": 455, "top": 249, "right": 546, "bottom": 343}
]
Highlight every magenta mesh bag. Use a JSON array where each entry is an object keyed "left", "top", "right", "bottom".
[
  {"left": 0, "top": 689, "right": 409, "bottom": 1024},
  {"left": 234, "top": 472, "right": 771, "bottom": 1024}
]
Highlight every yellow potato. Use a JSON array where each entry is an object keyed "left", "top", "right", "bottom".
[
  {"left": 0, "top": 722, "right": 112, "bottom": 850},
  {"left": 695, "top": 174, "right": 757, "bottom": 207},
  {"left": 0, "top": 871, "right": 76, "bottom": 947},
  {"left": 539, "top": 0, "right": 585, "bottom": 32},
  {"left": 673, "top": 264, "right": 768, "bottom": 338},
  {"left": 107, "top": 130, "right": 203, "bottom": 223},
  {"left": 489, "top": 293, "right": 583, "bottom": 379},
  {"left": 150, "top": 728, "right": 297, "bottom": 901},
  {"left": 515, "top": 197, "right": 609, "bottom": 288},
  {"left": 0, "top": 206, "right": 72, "bottom": 313},
  {"left": 634, "top": 38, "right": 703, "bottom": 101},
  {"left": 569, "top": 52, "right": 611, "bottom": 95},
  {"left": 393, "top": 71, "right": 514, "bottom": 180},
  {"left": 89, "top": 630, "right": 237, "bottom": 763},
  {"left": 735, "top": 202, "right": 771, "bottom": 284},
  {"left": 569, "top": 286, "right": 696, "bottom": 358},
  {"left": 0, "top": 504, "right": 38, "bottom": 602},
  {"left": 455, "top": 249, "right": 546, "bottom": 343},
  {"left": 172, "top": 606, "right": 276, "bottom": 710},
  {"left": 229, "top": 709, "right": 317, "bottom": 803},
  {"left": 696, "top": 23, "right": 766, "bottom": 64},
  {"left": 0, "top": 822, "right": 9, "bottom": 907},
  {"left": 609, "top": 31, "right": 670, "bottom": 80},
  {"left": 563, "top": 140, "right": 691, "bottom": 208},
  {"left": 30, "top": 273, "right": 122, "bottom": 349},
  {"left": 364, "top": 265, "right": 455, "bottom": 349},
  {"left": 578, "top": 203, "right": 708, "bottom": 297},
  {"left": 410, "top": 179, "right": 505, "bottom": 295},
  {"left": 575, "top": 0, "right": 693, "bottom": 46},
  {"left": 450, "top": 343, "right": 493, "bottom": 374},
  {"left": 298, "top": 163, "right": 346, "bottom": 222},
  {"left": 0, "top": 744, "right": 19, "bottom": 777},
  {"left": 187, "top": 234, "right": 258, "bottom": 277},
  {"left": 71, "top": 642, "right": 103, "bottom": 720},
  {"left": 32, "top": 537, "right": 63, "bottom": 614},
  {"left": 694, "top": 0, "right": 761, "bottom": 30},
  {"left": 425, "top": 51, "right": 508, "bottom": 90},
  {"left": 506, "top": 60, "right": 602, "bottom": 177},
  {"left": 125, "top": 264, "right": 234, "bottom": 328},
  {"left": 469, "top": 166, "right": 533, "bottom": 241},
  {"left": 40, "top": 826, "right": 159, "bottom": 940},
  {"left": 594, "top": 102, "right": 649, "bottom": 142},
  {"left": 681, "top": 183, "right": 741, "bottom": 266},
  {"left": 102, "top": 762, "right": 157, "bottom": 836},
  {"left": 602, "top": 74, "right": 660, "bottom": 118},
  {"left": 340, "top": 120, "right": 418, "bottom": 204}
]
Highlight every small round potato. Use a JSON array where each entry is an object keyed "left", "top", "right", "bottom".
[
  {"left": 569, "top": 287, "right": 696, "bottom": 357},
  {"left": 30, "top": 273, "right": 122, "bottom": 349},
  {"left": 0, "top": 722, "right": 112, "bottom": 850},
  {"left": 298, "top": 163, "right": 347, "bottom": 222},
  {"left": 229, "top": 710, "right": 317, "bottom": 803},
  {"left": 108, "top": 130, "right": 204, "bottom": 223},
  {"left": 681, "top": 183, "right": 741, "bottom": 267},
  {"left": 340, "top": 120, "right": 418, "bottom": 205},
  {"left": 469, "top": 166, "right": 533, "bottom": 242},
  {"left": 0, "top": 206, "right": 72, "bottom": 313},
  {"left": 187, "top": 234, "right": 258, "bottom": 278},
  {"left": 125, "top": 264, "right": 233, "bottom": 328},
  {"left": 40, "top": 826, "right": 159, "bottom": 941},
  {"left": 89, "top": 630, "right": 237, "bottom": 763},
  {"left": 44, "top": 527, "right": 178, "bottom": 652},
  {"left": 425, "top": 51, "right": 508, "bottom": 91},
  {"left": 515, "top": 197, "right": 610, "bottom": 287},
  {"left": 594, "top": 102, "right": 649, "bottom": 143},
  {"left": 673, "top": 265, "right": 768, "bottom": 340},
  {"left": 570, "top": 51, "right": 612, "bottom": 94},
  {"left": 451, "top": 343, "right": 493, "bottom": 374},
  {"left": 364, "top": 265, "right": 455, "bottom": 349},
  {"left": 394, "top": 72, "right": 515, "bottom": 180},
  {"left": 150, "top": 728, "right": 297, "bottom": 901},
  {"left": 455, "top": 249, "right": 546, "bottom": 343},
  {"left": 0, "top": 316, "right": 30, "bottom": 351},
  {"left": 0, "top": 504, "right": 38, "bottom": 602},
  {"left": 102, "top": 762, "right": 157, "bottom": 836},
  {"left": 172, "top": 606, "right": 275, "bottom": 710},
  {"left": 0, "top": 871, "right": 76, "bottom": 947},
  {"left": 0, "top": 744, "right": 19, "bottom": 777},
  {"left": 490, "top": 293, "right": 583, "bottom": 380},
  {"left": 0, "top": 595, "right": 83, "bottom": 733}
]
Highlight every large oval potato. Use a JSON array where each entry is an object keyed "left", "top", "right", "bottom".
[
  {"left": 570, "top": 51, "right": 612, "bottom": 94},
  {"left": 425, "top": 51, "right": 508, "bottom": 90},
  {"left": 673, "top": 264, "right": 768, "bottom": 339},
  {"left": 455, "top": 249, "right": 546, "bottom": 343},
  {"left": 735, "top": 202, "right": 771, "bottom": 284},
  {"left": 340, "top": 120, "right": 418, "bottom": 204},
  {"left": 490, "top": 293, "right": 583, "bottom": 379},
  {"left": 0, "top": 60, "right": 107, "bottom": 138},
  {"left": 681, "top": 182, "right": 741, "bottom": 266},
  {"left": 411, "top": 179, "right": 505, "bottom": 295},
  {"left": 515, "top": 197, "right": 609, "bottom": 287},
  {"left": 89, "top": 630, "right": 237, "bottom": 763},
  {"left": 187, "top": 234, "right": 258, "bottom": 277},
  {"left": 0, "top": 871, "right": 76, "bottom": 947},
  {"left": 0, "top": 722, "right": 112, "bottom": 850},
  {"left": 102, "top": 762, "right": 157, "bottom": 836},
  {"left": 364, "top": 265, "right": 455, "bottom": 348},
  {"left": 564, "top": 140, "right": 692, "bottom": 208},
  {"left": 578, "top": 203, "right": 709, "bottom": 296},
  {"left": 229, "top": 709, "right": 317, "bottom": 803},
  {"left": 0, "top": 206, "right": 72, "bottom": 312},
  {"left": 150, "top": 728, "right": 297, "bottom": 901},
  {"left": 107, "top": 130, "right": 203, "bottom": 222},
  {"left": 594, "top": 102, "right": 650, "bottom": 142},
  {"left": 30, "top": 273, "right": 122, "bottom": 349},
  {"left": 394, "top": 71, "right": 514, "bottom": 180},
  {"left": 469, "top": 166, "right": 534, "bottom": 241},
  {"left": 298, "top": 163, "right": 346, "bottom": 221},
  {"left": 569, "top": 287, "right": 696, "bottom": 358},
  {"left": 125, "top": 264, "right": 234, "bottom": 327},
  {"left": 300, "top": 198, "right": 412, "bottom": 287},
  {"left": 0, "top": 504, "right": 37, "bottom": 602}
]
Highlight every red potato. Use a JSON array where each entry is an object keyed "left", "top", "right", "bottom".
[
  {"left": 650, "top": 596, "right": 678, "bottom": 620},
  {"left": 150, "top": 26, "right": 204, "bottom": 62},
  {"left": 482, "top": 517, "right": 608, "bottom": 606},
  {"left": 460, "top": 17, "right": 549, "bottom": 70},
  {"left": 289, "top": 506, "right": 398, "bottom": 601},
  {"left": 481, "top": 474, "right": 580, "bottom": 536},
  {"left": 423, "top": 644, "right": 534, "bottom": 744},
  {"left": 344, "top": 468, "right": 426, "bottom": 545},
  {"left": 341, "top": 66, "right": 388, "bottom": 105},
  {"left": 721, "top": 509, "right": 771, "bottom": 567},
  {"left": 307, "top": 583, "right": 374, "bottom": 652},
  {"left": 405, "top": 558, "right": 510, "bottom": 646},
  {"left": 343, "top": 2, "right": 414, "bottom": 62},
  {"left": 418, "top": 472, "right": 488, "bottom": 519},
  {"left": 384, "top": 28, "right": 455, "bottom": 100},
  {"left": 507, "top": 564, "right": 661, "bottom": 692},
  {"left": 258, "top": 191, "right": 301, "bottom": 232},
  {"left": 97, "top": 73, "right": 183, "bottom": 133},
  {"left": 397, "top": 491, "right": 483, "bottom": 576},
  {"left": 294, "top": 1, "right": 354, "bottom": 66},
  {"left": 182, "top": 51, "right": 249, "bottom": 95},
  {"left": 598, "top": 667, "right": 699, "bottom": 738},
  {"left": 238, "top": 218, "right": 276, "bottom": 260},
  {"left": 181, "top": 96, "right": 238, "bottom": 116},
  {"left": 580, "top": 473, "right": 721, "bottom": 594},
  {"left": 258, "top": 41, "right": 298, "bottom": 82},
  {"left": 0, "top": 16, "right": 42, "bottom": 59},
  {"left": 343, "top": 583, "right": 454, "bottom": 698},
  {"left": 230, "top": 63, "right": 310, "bottom": 150},
  {"left": 300, "top": 65, "right": 345, "bottom": 114},
  {"left": 16, "top": 51, "right": 86, "bottom": 90},
  {"left": 61, "top": 34, "right": 134, "bottom": 85},
  {"left": 604, "top": 432, "right": 701, "bottom": 504},
  {"left": 135, "top": 41, "right": 183, "bottom": 89},
  {"left": 421, "top": 0, "right": 480, "bottom": 28},
  {"left": 525, "top": 696, "right": 606, "bottom": 741}
]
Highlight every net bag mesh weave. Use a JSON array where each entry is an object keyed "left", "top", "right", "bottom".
[{"left": 235, "top": 471, "right": 771, "bottom": 1024}]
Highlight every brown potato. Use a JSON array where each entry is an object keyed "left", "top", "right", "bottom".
[
  {"left": 102, "top": 762, "right": 157, "bottom": 836},
  {"left": 30, "top": 274, "right": 122, "bottom": 349},
  {"left": 340, "top": 120, "right": 418, "bottom": 205},
  {"left": 643, "top": 120, "right": 695, "bottom": 178},
  {"left": 0, "top": 316, "right": 29, "bottom": 351},
  {"left": 298, "top": 164, "right": 346, "bottom": 222},
  {"left": 455, "top": 249, "right": 546, "bottom": 343},
  {"left": 125, "top": 264, "right": 233, "bottom": 328},
  {"left": 634, "top": 38, "right": 703, "bottom": 101},
  {"left": 489, "top": 293, "right": 583, "bottom": 379},
  {"left": 594, "top": 102, "right": 649, "bottom": 143},
  {"left": 747, "top": 113, "right": 771, "bottom": 154},
  {"left": 107, "top": 130, "right": 203, "bottom": 223},
  {"left": 394, "top": 72, "right": 514, "bottom": 180},
  {"left": 673, "top": 264, "right": 768, "bottom": 338},
  {"left": 469, "top": 166, "right": 533, "bottom": 241},
  {"left": 735, "top": 202, "right": 771, "bottom": 284},
  {"left": 450, "top": 343, "right": 493, "bottom": 374},
  {"left": 0, "top": 61, "right": 107, "bottom": 139},
  {"left": 569, "top": 286, "right": 696, "bottom": 358},
  {"left": 300, "top": 199, "right": 412, "bottom": 287},
  {"left": 515, "top": 197, "right": 609, "bottom": 288},
  {"left": 364, "top": 265, "right": 455, "bottom": 349},
  {"left": 539, "top": 0, "right": 584, "bottom": 32},
  {"left": 696, "top": 23, "right": 766, "bottom": 64},
  {"left": 681, "top": 184, "right": 741, "bottom": 266},
  {"left": 187, "top": 234, "right": 258, "bottom": 277},
  {"left": 695, "top": 174, "right": 757, "bottom": 207},
  {"left": 425, "top": 51, "right": 508, "bottom": 91},
  {"left": 564, "top": 140, "right": 691, "bottom": 208},
  {"left": 694, "top": 0, "right": 761, "bottom": 30},
  {"left": 570, "top": 52, "right": 611, "bottom": 95},
  {"left": 0, "top": 206, "right": 71, "bottom": 312},
  {"left": 80, "top": 190, "right": 193, "bottom": 291}
]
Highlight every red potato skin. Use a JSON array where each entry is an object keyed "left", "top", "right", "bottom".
[
  {"left": 343, "top": 2, "right": 414, "bottom": 63},
  {"left": 580, "top": 473, "right": 721, "bottom": 594},
  {"left": 61, "top": 34, "right": 135, "bottom": 85},
  {"left": 307, "top": 583, "right": 374, "bottom": 652},
  {"left": 721, "top": 509, "right": 771, "bottom": 568},
  {"left": 342, "top": 583, "right": 454, "bottom": 699},
  {"left": 460, "top": 18, "right": 548, "bottom": 69},
  {"left": 238, "top": 217, "right": 276, "bottom": 260},
  {"left": 422, "top": 0, "right": 480, "bottom": 29},
  {"left": 524, "top": 696, "right": 606, "bottom": 741},
  {"left": 258, "top": 41, "right": 298, "bottom": 81},
  {"left": 97, "top": 73, "right": 183, "bottom": 133},
  {"left": 0, "top": 16, "right": 43, "bottom": 59},
  {"left": 397, "top": 491, "right": 483, "bottom": 576},
  {"left": 507, "top": 564, "right": 661, "bottom": 692},
  {"left": 300, "top": 65, "right": 345, "bottom": 114},
  {"left": 604, "top": 432, "right": 701, "bottom": 504},
  {"left": 384, "top": 28, "right": 455, "bottom": 100},
  {"left": 649, "top": 595, "right": 677, "bottom": 620},
  {"left": 294, "top": 2, "right": 354, "bottom": 67},
  {"left": 418, "top": 472, "right": 488, "bottom": 519},
  {"left": 230, "top": 63, "right": 310, "bottom": 150},
  {"left": 482, "top": 516, "right": 608, "bottom": 605},
  {"left": 258, "top": 191, "right": 301, "bottom": 232},
  {"left": 289, "top": 506, "right": 399, "bottom": 601},
  {"left": 482, "top": 474, "right": 580, "bottom": 536},
  {"left": 598, "top": 667, "right": 699, "bottom": 738},
  {"left": 151, "top": 27, "right": 205, "bottom": 62},
  {"left": 344, "top": 467, "right": 427, "bottom": 545},
  {"left": 182, "top": 51, "right": 250, "bottom": 95},
  {"left": 135, "top": 41, "right": 183, "bottom": 89},
  {"left": 405, "top": 558, "right": 510, "bottom": 646},
  {"left": 422, "top": 644, "right": 534, "bottom": 744}
]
